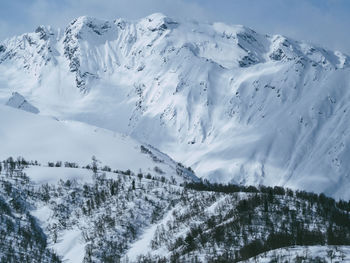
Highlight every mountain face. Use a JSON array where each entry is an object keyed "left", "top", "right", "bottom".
[{"left": 1, "top": 13, "right": 350, "bottom": 199}]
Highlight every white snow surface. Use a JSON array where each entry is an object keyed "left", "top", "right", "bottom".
[
  {"left": 124, "top": 208, "right": 175, "bottom": 261},
  {"left": 1, "top": 14, "right": 350, "bottom": 199},
  {"left": 25, "top": 166, "right": 93, "bottom": 184},
  {"left": 0, "top": 104, "right": 195, "bottom": 183},
  {"left": 32, "top": 205, "right": 85, "bottom": 262},
  {"left": 243, "top": 245, "right": 350, "bottom": 262},
  {"left": 52, "top": 228, "right": 85, "bottom": 263}
]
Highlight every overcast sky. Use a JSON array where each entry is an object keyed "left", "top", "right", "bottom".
[{"left": 1, "top": 0, "right": 349, "bottom": 54}]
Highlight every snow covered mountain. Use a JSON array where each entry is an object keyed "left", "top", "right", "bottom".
[{"left": 1, "top": 13, "right": 350, "bottom": 199}]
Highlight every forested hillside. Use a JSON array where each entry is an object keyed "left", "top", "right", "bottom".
[{"left": 0, "top": 157, "right": 350, "bottom": 262}]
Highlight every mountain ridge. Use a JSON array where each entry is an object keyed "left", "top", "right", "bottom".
[{"left": 1, "top": 13, "right": 350, "bottom": 199}]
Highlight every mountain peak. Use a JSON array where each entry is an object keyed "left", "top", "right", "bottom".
[
  {"left": 69, "top": 15, "right": 102, "bottom": 26},
  {"left": 143, "top": 12, "right": 176, "bottom": 23},
  {"left": 139, "top": 12, "right": 178, "bottom": 31},
  {"left": 66, "top": 16, "right": 112, "bottom": 38},
  {"left": 34, "top": 25, "right": 54, "bottom": 40}
]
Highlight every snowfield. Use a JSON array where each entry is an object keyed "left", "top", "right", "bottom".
[
  {"left": 0, "top": 104, "right": 196, "bottom": 183},
  {"left": 243, "top": 245, "right": 350, "bottom": 262}
]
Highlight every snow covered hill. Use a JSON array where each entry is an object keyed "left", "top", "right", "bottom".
[
  {"left": 2, "top": 160, "right": 350, "bottom": 263},
  {"left": 243, "top": 246, "right": 350, "bottom": 263},
  {"left": 1, "top": 13, "right": 350, "bottom": 199},
  {"left": 0, "top": 104, "right": 196, "bottom": 183}
]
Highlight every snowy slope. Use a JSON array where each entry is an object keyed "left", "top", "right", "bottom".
[
  {"left": 243, "top": 246, "right": 350, "bottom": 262},
  {"left": 0, "top": 104, "right": 196, "bottom": 183},
  {"left": 1, "top": 14, "right": 350, "bottom": 198},
  {"left": 2, "top": 157, "right": 350, "bottom": 262}
]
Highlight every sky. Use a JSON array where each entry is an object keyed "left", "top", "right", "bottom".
[{"left": 0, "top": 0, "right": 349, "bottom": 54}]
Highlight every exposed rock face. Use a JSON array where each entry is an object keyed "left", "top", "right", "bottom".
[{"left": 6, "top": 92, "right": 39, "bottom": 114}]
